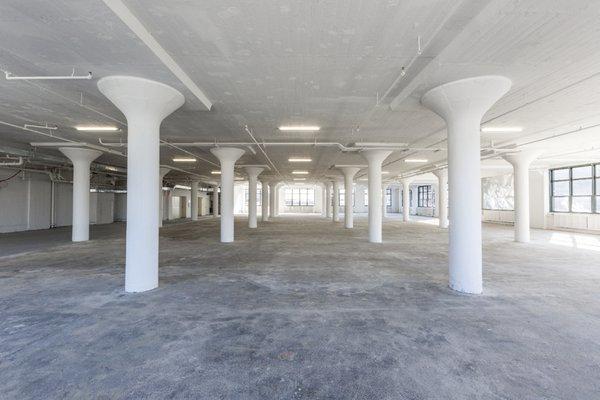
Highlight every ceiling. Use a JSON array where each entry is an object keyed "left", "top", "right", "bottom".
[{"left": 1, "top": 0, "right": 599, "bottom": 186}]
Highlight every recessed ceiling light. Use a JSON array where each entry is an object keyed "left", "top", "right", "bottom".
[
  {"left": 288, "top": 157, "right": 312, "bottom": 162},
  {"left": 173, "top": 157, "right": 196, "bottom": 162},
  {"left": 75, "top": 126, "right": 119, "bottom": 132},
  {"left": 211, "top": 170, "right": 221, "bottom": 175},
  {"left": 481, "top": 126, "right": 523, "bottom": 133},
  {"left": 404, "top": 159, "right": 428, "bottom": 163},
  {"left": 293, "top": 178, "right": 306, "bottom": 181},
  {"left": 174, "top": 185, "right": 191, "bottom": 190},
  {"left": 278, "top": 125, "right": 320, "bottom": 132},
  {"left": 382, "top": 171, "right": 390, "bottom": 174},
  {"left": 292, "top": 170, "right": 309, "bottom": 175}
]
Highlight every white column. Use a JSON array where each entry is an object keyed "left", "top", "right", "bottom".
[
  {"left": 422, "top": 75, "right": 511, "bottom": 294},
  {"left": 211, "top": 147, "right": 245, "bottom": 242},
  {"left": 98, "top": 76, "right": 184, "bottom": 293},
  {"left": 332, "top": 180, "right": 340, "bottom": 222},
  {"left": 59, "top": 147, "right": 102, "bottom": 242},
  {"left": 382, "top": 183, "right": 389, "bottom": 218},
  {"left": 159, "top": 167, "right": 171, "bottom": 227},
  {"left": 401, "top": 178, "right": 413, "bottom": 222},
  {"left": 338, "top": 167, "right": 361, "bottom": 228},
  {"left": 166, "top": 189, "right": 174, "bottom": 220},
  {"left": 190, "top": 180, "right": 199, "bottom": 221},
  {"left": 361, "top": 150, "right": 393, "bottom": 243},
  {"left": 244, "top": 166, "right": 264, "bottom": 228},
  {"left": 260, "top": 180, "right": 269, "bottom": 222},
  {"left": 433, "top": 169, "right": 449, "bottom": 228},
  {"left": 212, "top": 185, "right": 219, "bottom": 217},
  {"left": 274, "top": 183, "right": 281, "bottom": 217},
  {"left": 269, "top": 181, "right": 277, "bottom": 218},
  {"left": 321, "top": 183, "right": 327, "bottom": 217},
  {"left": 502, "top": 150, "right": 542, "bottom": 243},
  {"left": 325, "top": 182, "right": 332, "bottom": 218}
]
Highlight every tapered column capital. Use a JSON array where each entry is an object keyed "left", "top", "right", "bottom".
[
  {"left": 210, "top": 147, "right": 245, "bottom": 163},
  {"left": 336, "top": 166, "right": 364, "bottom": 179},
  {"left": 59, "top": 147, "right": 102, "bottom": 165},
  {"left": 421, "top": 76, "right": 511, "bottom": 121},
  {"left": 159, "top": 167, "right": 171, "bottom": 179},
  {"left": 432, "top": 168, "right": 448, "bottom": 180},
  {"left": 98, "top": 76, "right": 184, "bottom": 121},
  {"left": 401, "top": 177, "right": 414, "bottom": 187},
  {"left": 361, "top": 149, "right": 393, "bottom": 165},
  {"left": 243, "top": 165, "right": 265, "bottom": 179},
  {"left": 502, "top": 149, "right": 544, "bottom": 168}
]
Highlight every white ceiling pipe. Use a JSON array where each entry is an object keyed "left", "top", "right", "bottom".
[
  {"left": 244, "top": 125, "right": 282, "bottom": 177},
  {"left": 5, "top": 71, "right": 92, "bottom": 80},
  {"left": 0, "top": 157, "right": 23, "bottom": 166}
]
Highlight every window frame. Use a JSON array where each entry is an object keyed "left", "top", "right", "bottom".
[
  {"left": 284, "top": 187, "right": 315, "bottom": 206},
  {"left": 550, "top": 163, "right": 598, "bottom": 214},
  {"left": 417, "top": 185, "right": 433, "bottom": 208}
]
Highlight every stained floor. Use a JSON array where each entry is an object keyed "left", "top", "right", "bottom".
[{"left": 1, "top": 215, "right": 599, "bottom": 399}]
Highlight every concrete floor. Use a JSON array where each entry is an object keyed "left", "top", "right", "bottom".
[{"left": 1, "top": 216, "right": 599, "bottom": 399}]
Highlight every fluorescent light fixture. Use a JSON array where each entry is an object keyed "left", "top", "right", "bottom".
[
  {"left": 481, "top": 126, "right": 523, "bottom": 133},
  {"left": 172, "top": 157, "right": 196, "bottom": 162},
  {"left": 288, "top": 157, "right": 312, "bottom": 162},
  {"left": 382, "top": 171, "right": 390, "bottom": 174},
  {"left": 292, "top": 170, "right": 309, "bottom": 175},
  {"left": 75, "top": 126, "right": 119, "bottom": 132},
  {"left": 293, "top": 178, "right": 306, "bottom": 181},
  {"left": 211, "top": 170, "right": 221, "bottom": 175},
  {"left": 404, "top": 159, "right": 428, "bottom": 163},
  {"left": 278, "top": 125, "right": 320, "bottom": 132},
  {"left": 174, "top": 185, "right": 191, "bottom": 190},
  {"left": 104, "top": 166, "right": 118, "bottom": 171}
]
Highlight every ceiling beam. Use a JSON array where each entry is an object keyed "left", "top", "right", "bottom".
[{"left": 102, "top": 0, "right": 213, "bottom": 111}]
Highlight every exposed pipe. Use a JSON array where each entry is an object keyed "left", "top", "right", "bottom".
[
  {"left": 244, "top": 125, "right": 281, "bottom": 177},
  {"left": 5, "top": 70, "right": 92, "bottom": 81},
  {"left": 0, "top": 157, "right": 23, "bottom": 166}
]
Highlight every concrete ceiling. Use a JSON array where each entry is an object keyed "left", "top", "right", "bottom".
[{"left": 1, "top": 0, "right": 599, "bottom": 185}]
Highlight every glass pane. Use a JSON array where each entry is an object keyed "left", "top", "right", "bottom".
[
  {"left": 552, "top": 181, "right": 570, "bottom": 196},
  {"left": 552, "top": 197, "right": 569, "bottom": 212},
  {"left": 572, "top": 179, "right": 592, "bottom": 196},
  {"left": 307, "top": 189, "right": 314, "bottom": 206},
  {"left": 596, "top": 196, "right": 600, "bottom": 213},
  {"left": 572, "top": 166, "right": 592, "bottom": 179},
  {"left": 572, "top": 196, "right": 592, "bottom": 213},
  {"left": 552, "top": 168, "right": 569, "bottom": 180},
  {"left": 596, "top": 165, "right": 600, "bottom": 177}
]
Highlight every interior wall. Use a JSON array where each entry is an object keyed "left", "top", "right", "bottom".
[{"left": 0, "top": 168, "right": 116, "bottom": 233}]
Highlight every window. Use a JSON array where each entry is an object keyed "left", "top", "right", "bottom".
[
  {"left": 284, "top": 188, "right": 315, "bottom": 206},
  {"left": 386, "top": 188, "right": 392, "bottom": 207},
  {"left": 244, "top": 189, "right": 261, "bottom": 206},
  {"left": 418, "top": 185, "right": 433, "bottom": 207},
  {"left": 550, "top": 164, "right": 599, "bottom": 213},
  {"left": 364, "top": 189, "right": 368, "bottom": 206},
  {"left": 339, "top": 189, "right": 345, "bottom": 207}
]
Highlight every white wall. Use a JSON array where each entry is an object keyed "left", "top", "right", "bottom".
[
  {"left": 481, "top": 169, "right": 600, "bottom": 232},
  {"left": 0, "top": 168, "right": 116, "bottom": 233}
]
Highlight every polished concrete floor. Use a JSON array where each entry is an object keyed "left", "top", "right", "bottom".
[{"left": 1, "top": 215, "right": 599, "bottom": 399}]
